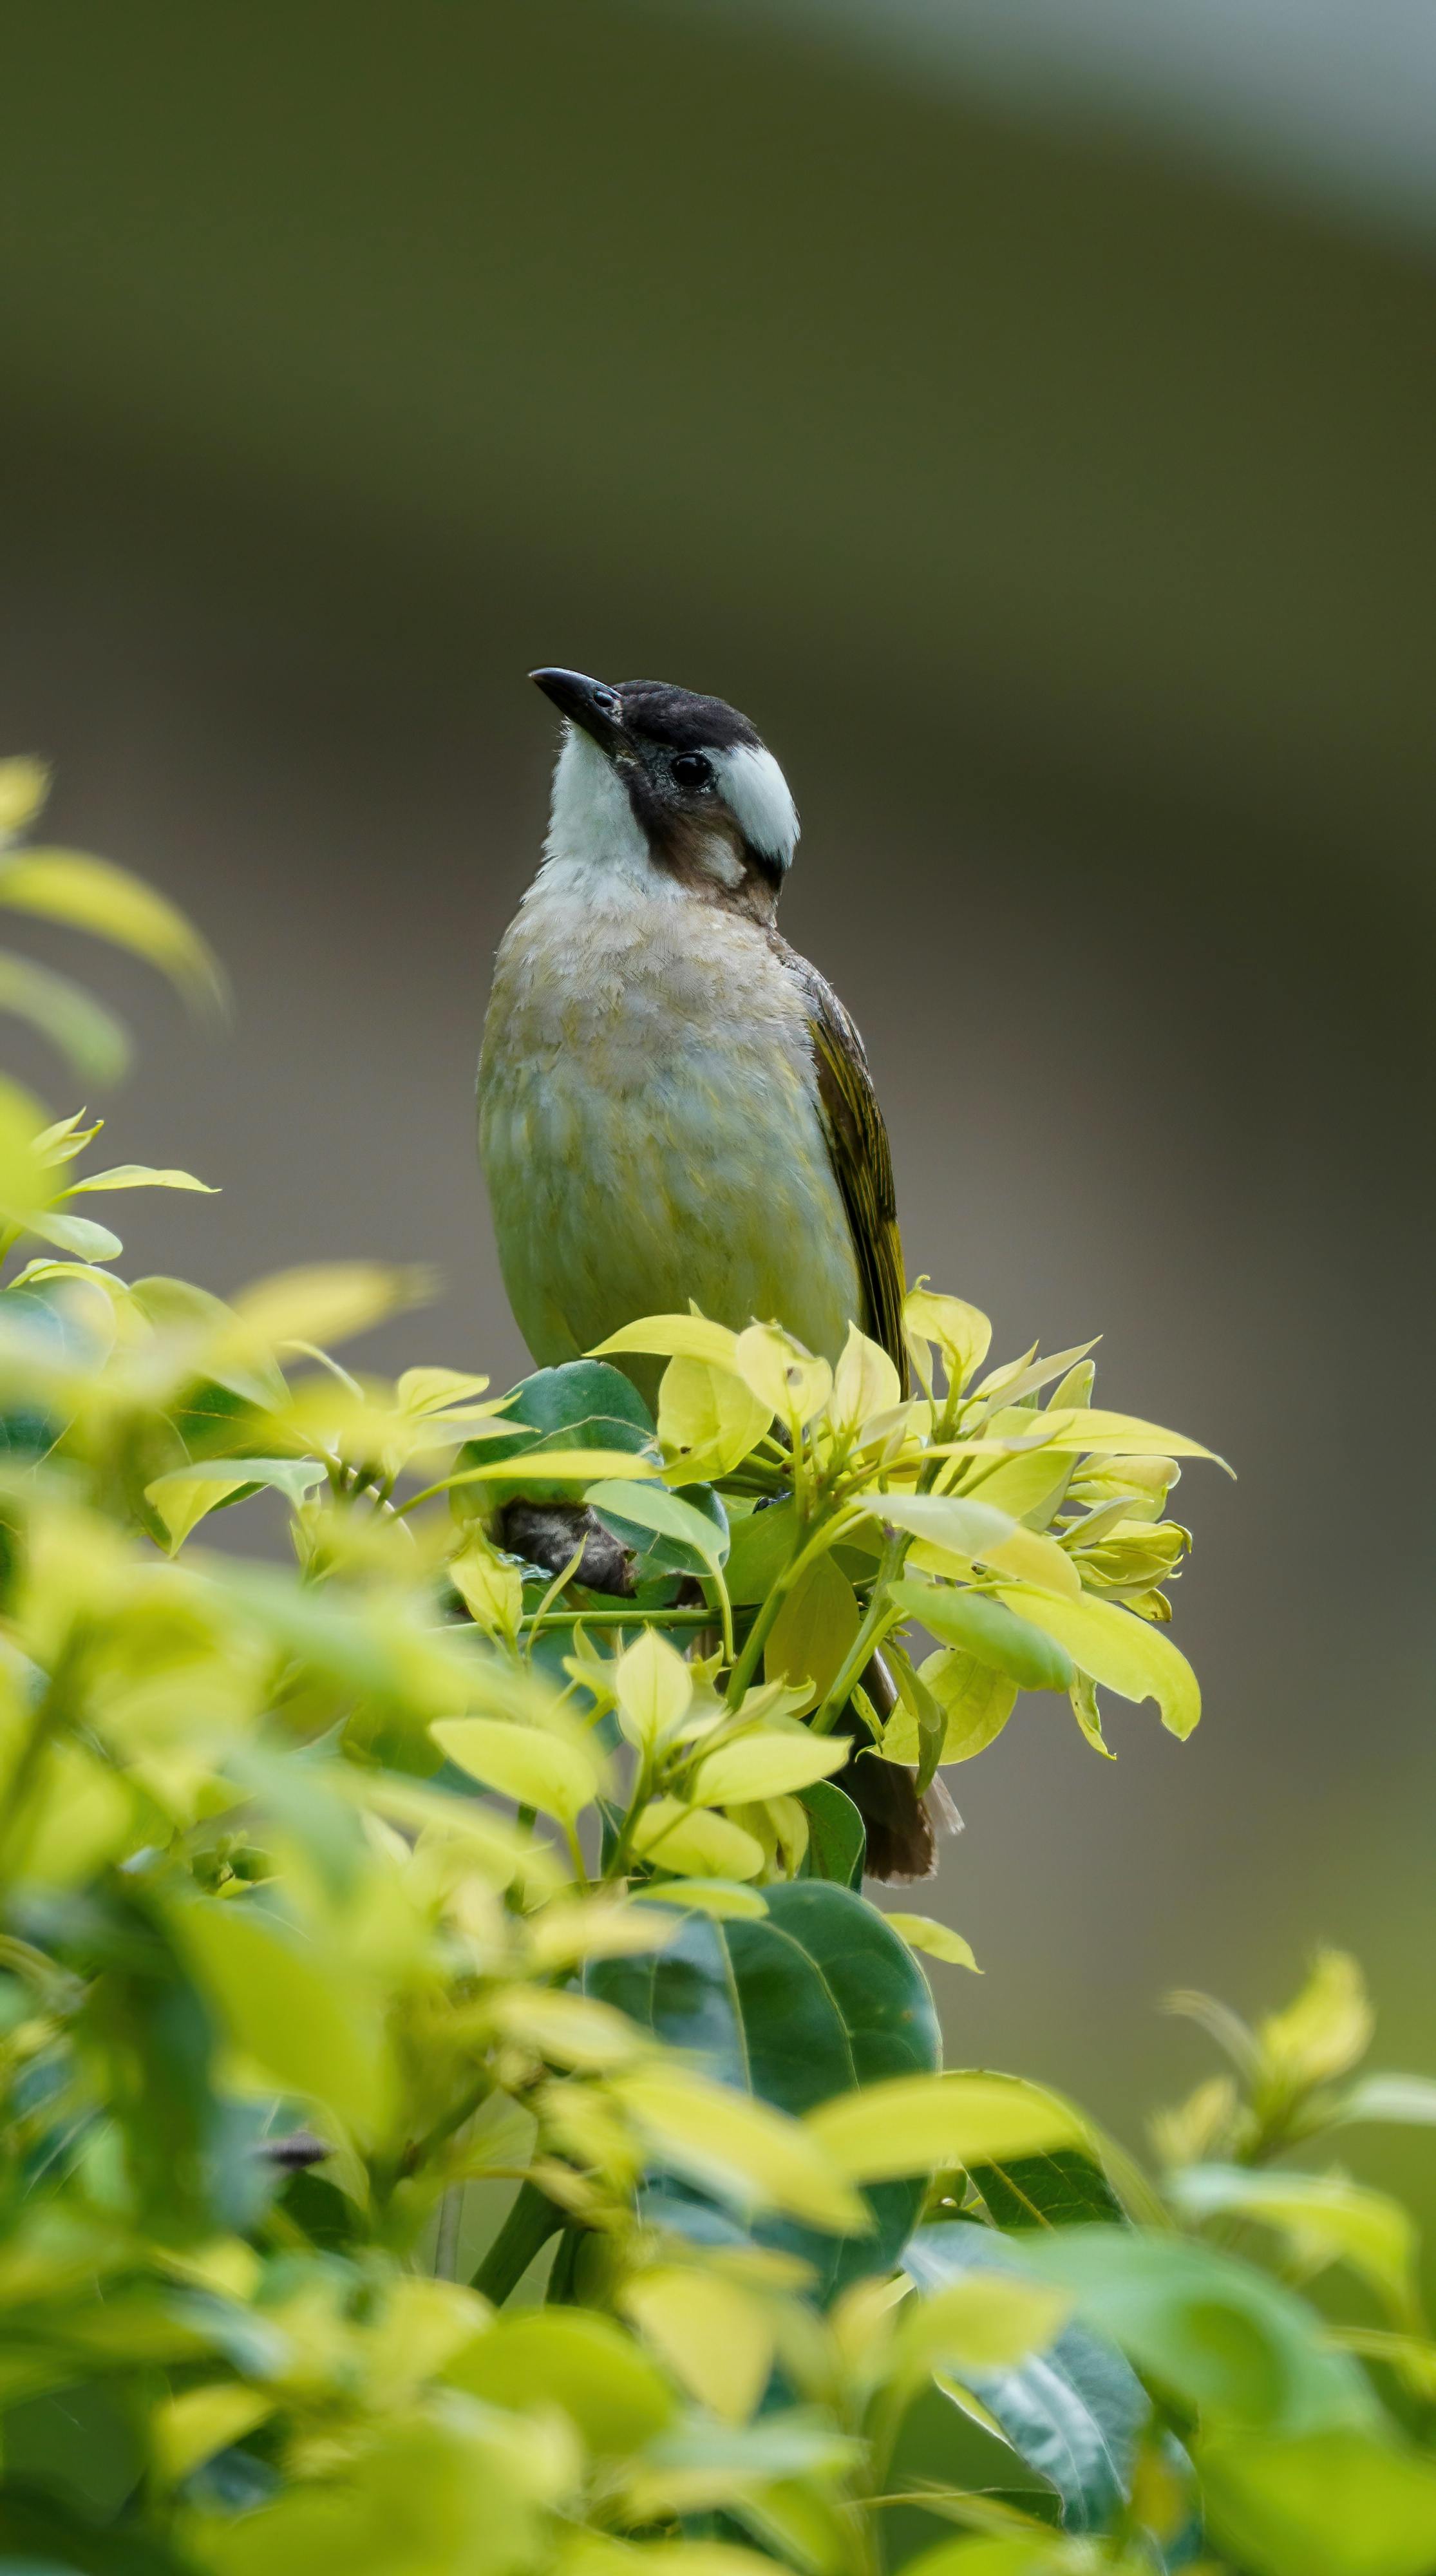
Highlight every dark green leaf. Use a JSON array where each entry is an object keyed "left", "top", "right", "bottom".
[
  {"left": 973, "top": 2149, "right": 1127, "bottom": 2233},
  {"left": 0, "top": 2477, "right": 196, "bottom": 2576},
  {"left": 904, "top": 2222, "right": 1149, "bottom": 2535},
  {"left": 799, "top": 1780, "right": 867, "bottom": 1888},
  {"left": 458, "top": 1360, "right": 657, "bottom": 1508},
  {"left": 587, "top": 1880, "right": 940, "bottom": 2299}
]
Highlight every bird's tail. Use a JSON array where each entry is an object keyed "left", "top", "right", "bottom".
[{"left": 836, "top": 1651, "right": 961, "bottom": 1883}]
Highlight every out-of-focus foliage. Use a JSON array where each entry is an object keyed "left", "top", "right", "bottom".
[{"left": 1, "top": 768, "right": 1434, "bottom": 2576}]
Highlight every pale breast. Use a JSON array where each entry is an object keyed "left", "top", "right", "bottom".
[{"left": 478, "top": 878, "right": 862, "bottom": 1374}]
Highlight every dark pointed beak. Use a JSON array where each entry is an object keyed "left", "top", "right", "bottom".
[{"left": 529, "top": 667, "right": 627, "bottom": 755}]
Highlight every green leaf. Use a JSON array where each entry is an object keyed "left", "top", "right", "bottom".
[
  {"left": 1167, "top": 2163, "right": 1416, "bottom": 2312},
  {"left": 170, "top": 1895, "right": 389, "bottom": 2132},
  {"left": 632, "top": 1798, "right": 766, "bottom": 1880},
  {"left": 1038, "top": 1406, "right": 1229, "bottom": 1467},
  {"left": 965, "top": 1448, "right": 1077, "bottom": 1527},
  {"left": 614, "top": 1626, "right": 694, "bottom": 1747},
  {"left": 658, "top": 1351, "right": 771, "bottom": 1480},
  {"left": 630, "top": 1880, "right": 770, "bottom": 1920},
  {"left": 887, "top": 1581, "right": 1075, "bottom": 1692},
  {"left": 431, "top": 1716, "right": 603, "bottom": 1825},
  {"left": 0, "top": 949, "right": 130, "bottom": 1083},
  {"left": 1334, "top": 2074, "right": 1436, "bottom": 2128},
  {"left": 20, "top": 1207, "right": 122, "bottom": 1260},
  {"left": 0, "top": 755, "right": 50, "bottom": 838},
  {"left": 724, "top": 1497, "right": 800, "bottom": 1604},
  {"left": 870, "top": 1492, "right": 1016, "bottom": 1555},
  {"left": 798, "top": 1779, "right": 866, "bottom": 1888},
  {"left": 690, "top": 1730, "right": 849, "bottom": 1805},
  {"left": 588, "top": 1475, "right": 729, "bottom": 1578},
  {"left": 609, "top": 2065, "right": 865, "bottom": 2235},
  {"left": 905, "top": 2224, "right": 1151, "bottom": 2537},
  {"left": 988, "top": 1587, "right": 1200, "bottom": 1739},
  {"left": 972, "top": 2148, "right": 1126, "bottom": 2234},
  {"left": 64, "top": 1161, "right": 217, "bottom": 1194},
  {"left": 447, "top": 2306, "right": 675, "bottom": 2453},
  {"left": 144, "top": 1455, "right": 328, "bottom": 1550},
  {"left": 764, "top": 1553, "right": 860, "bottom": 1712},
  {"left": 461, "top": 1358, "right": 657, "bottom": 1508},
  {"left": 587, "top": 1880, "right": 940, "bottom": 2300},
  {"left": 1197, "top": 2426, "right": 1436, "bottom": 2576},
  {"left": 885, "top": 1915, "right": 981, "bottom": 1972},
  {"left": 1260, "top": 1949, "right": 1372, "bottom": 2091},
  {"left": 0, "top": 846, "right": 225, "bottom": 1009},
  {"left": 1018, "top": 2228, "right": 1377, "bottom": 2432},
  {"left": 809, "top": 2072, "right": 1088, "bottom": 2186},
  {"left": 883, "top": 1649, "right": 1016, "bottom": 1766}
]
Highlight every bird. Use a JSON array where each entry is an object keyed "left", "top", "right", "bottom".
[{"left": 478, "top": 668, "right": 937, "bottom": 1877}]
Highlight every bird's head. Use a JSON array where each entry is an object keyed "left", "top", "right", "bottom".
[{"left": 531, "top": 667, "right": 799, "bottom": 917}]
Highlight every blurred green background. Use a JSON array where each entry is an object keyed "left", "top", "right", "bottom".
[{"left": 1, "top": 1, "right": 1433, "bottom": 2179}]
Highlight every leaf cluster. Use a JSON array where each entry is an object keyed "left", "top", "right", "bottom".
[{"left": 0, "top": 765, "right": 1433, "bottom": 2576}]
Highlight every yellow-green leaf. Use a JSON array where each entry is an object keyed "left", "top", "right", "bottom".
[
  {"left": 64, "top": 1162, "right": 216, "bottom": 1195},
  {"left": 0, "top": 952, "right": 130, "bottom": 1085},
  {"left": 628, "top": 1880, "right": 770, "bottom": 1920},
  {"left": 972, "top": 1524, "right": 1082, "bottom": 1599},
  {"left": 829, "top": 1322, "right": 902, "bottom": 1435},
  {"left": 0, "top": 756, "right": 50, "bottom": 839},
  {"left": 172, "top": 1899, "right": 388, "bottom": 2130},
  {"left": 229, "top": 1260, "right": 433, "bottom": 1354},
  {"left": 890, "top": 2275, "right": 1070, "bottom": 2379},
  {"left": 689, "top": 1730, "right": 849, "bottom": 1806},
  {"left": 1041, "top": 1406, "right": 1229, "bottom": 1468},
  {"left": 630, "top": 1800, "right": 766, "bottom": 1881},
  {"left": 153, "top": 2385, "right": 276, "bottom": 2484},
  {"left": 867, "top": 1490, "right": 1014, "bottom": 1557},
  {"left": 145, "top": 1457, "right": 328, "bottom": 1551},
  {"left": 733, "top": 1321, "right": 831, "bottom": 1426},
  {"left": 764, "top": 1554, "right": 860, "bottom": 1713},
  {"left": 449, "top": 1448, "right": 659, "bottom": 1488},
  {"left": 657, "top": 1354, "right": 770, "bottom": 1480},
  {"left": 493, "top": 1987, "right": 645, "bottom": 2071},
  {"left": 0, "top": 848, "right": 225, "bottom": 1010},
  {"left": 808, "top": 2071, "right": 1087, "bottom": 2183},
  {"left": 990, "top": 1586, "right": 1201, "bottom": 1739},
  {"left": 610, "top": 2067, "right": 867, "bottom": 2233},
  {"left": 885, "top": 1915, "right": 981, "bottom": 1972},
  {"left": 621, "top": 2265, "right": 776, "bottom": 2420},
  {"left": 1261, "top": 1950, "right": 1373, "bottom": 2094},
  {"left": 1169, "top": 2163, "right": 1415, "bottom": 2312},
  {"left": 902, "top": 1283, "right": 992, "bottom": 1393},
  {"left": 592, "top": 1312, "right": 742, "bottom": 1369},
  {"left": 896, "top": 1650, "right": 1016, "bottom": 1765},
  {"left": 449, "top": 1533, "right": 524, "bottom": 1639},
  {"left": 432, "top": 1716, "right": 604, "bottom": 1824},
  {"left": 614, "top": 1627, "right": 693, "bottom": 1749}
]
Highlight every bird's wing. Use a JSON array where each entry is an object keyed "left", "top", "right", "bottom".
[{"left": 780, "top": 943, "right": 907, "bottom": 1388}]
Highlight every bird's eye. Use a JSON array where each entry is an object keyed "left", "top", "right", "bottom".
[
  {"left": 671, "top": 752, "right": 713, "bottom": 789},
  {"left": 592, "top": 686, "right": 622, "bottom": 719}
]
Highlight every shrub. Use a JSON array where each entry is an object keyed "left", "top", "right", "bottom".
[{"left": 1, "top": 759, "right": 1435, "bottom": 2576}]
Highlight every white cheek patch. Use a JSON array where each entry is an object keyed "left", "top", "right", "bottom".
[
  {"left": 542, "top": 726, "right": 654, "bottom": 892},
  {"left": 714, "top": 743, "right": 800, "bottom": 871}
]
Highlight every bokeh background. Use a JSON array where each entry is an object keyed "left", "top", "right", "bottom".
[{"left": 2, "top": 1, "right": 1433, "bottom": 2179}]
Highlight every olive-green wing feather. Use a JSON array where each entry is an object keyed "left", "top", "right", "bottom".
[{"left": 783, "top": 946, "right": 907, "bottom": 1388}]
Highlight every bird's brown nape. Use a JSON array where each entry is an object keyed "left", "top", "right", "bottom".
[{"left": 643, "top": 804, "right": 782, "bottom": 923}]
